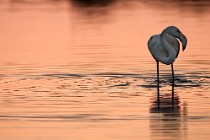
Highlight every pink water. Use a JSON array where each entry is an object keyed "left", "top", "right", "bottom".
[{"left": 0, "top": 0, "right": 210, "bottom": 140}]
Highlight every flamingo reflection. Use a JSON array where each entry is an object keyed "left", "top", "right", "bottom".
[{"left": 150, "top": 84, "right": 188, "bottom": 139}]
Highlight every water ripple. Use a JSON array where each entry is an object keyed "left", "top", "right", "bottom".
[{"left": 0, "top": 114, "right": 145, "bottom": 122}]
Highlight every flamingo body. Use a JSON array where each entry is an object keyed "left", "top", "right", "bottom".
[{"left": 148, "top": 34, "right": 180, "bottom": 65}]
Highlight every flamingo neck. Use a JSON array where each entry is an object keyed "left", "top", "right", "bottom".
[{"left": 160, "top": 32, "right": 177, "bottom": 65}]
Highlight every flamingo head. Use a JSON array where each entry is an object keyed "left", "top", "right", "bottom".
[{"left": 162, "top": 26, "right": 187, "bottom": 51}]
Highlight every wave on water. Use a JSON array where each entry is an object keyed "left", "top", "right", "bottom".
[
  {"left": 1, "top": 72, "right": 209, "bottom": 92},
  {"left": 35, "top": 72, "right": 210, "bottom": 89},
  {"left": 0, "top": 114, "right": 144, "bottom": 122}
]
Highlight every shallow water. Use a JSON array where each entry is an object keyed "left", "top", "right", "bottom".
[{"left": 0, "top": 0, "right": 210, "bottom": 140}]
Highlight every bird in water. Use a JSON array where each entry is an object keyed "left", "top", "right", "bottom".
[{"left": 148, "top": 26, "right": 187, "bottom": 85}]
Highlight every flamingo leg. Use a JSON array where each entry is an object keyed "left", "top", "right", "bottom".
[
  {"left": 171, "top": 63, "right": 175, "bottom": 85},
  {"left": 156, "top": 61, "right": 159, "bottom": 86},
  {"left": 156, "top": 61, "right": 160, "bottom": 108}
]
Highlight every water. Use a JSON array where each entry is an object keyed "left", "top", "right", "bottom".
[{"left": 0, "top": 0, "right": 210, "bottom": 140}]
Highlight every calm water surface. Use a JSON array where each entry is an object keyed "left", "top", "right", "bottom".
[{"left": 0, "top": 0, "right": 210, "bottom": 140}]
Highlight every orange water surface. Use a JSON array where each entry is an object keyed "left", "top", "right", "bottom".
[{"left": 0, "top": 0, "right": 210, "bottom": 140}]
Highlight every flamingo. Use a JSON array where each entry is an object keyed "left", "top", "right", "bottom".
[{"left": 148, "top": 26, "right": 187, "bottom": 85}]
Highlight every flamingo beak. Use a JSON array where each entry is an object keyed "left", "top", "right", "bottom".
[{"left": 178, "top": 32, "right": 187, "bottom": 51}]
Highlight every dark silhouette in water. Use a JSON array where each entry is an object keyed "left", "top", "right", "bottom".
[
  {"left": 70, "top": 0, "right": 117, "bottom": 7},
  {"left": 69, "top": 0, "right": 118, "bottom": 22}
]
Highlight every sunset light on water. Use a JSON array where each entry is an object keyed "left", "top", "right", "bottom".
[{"left": 0, "top": 0, "right": 210, "bottom": 140}]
